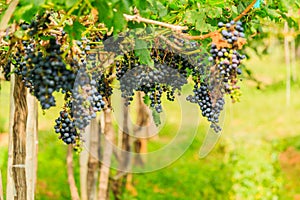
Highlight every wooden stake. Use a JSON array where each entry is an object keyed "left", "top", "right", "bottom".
[
  {"left": 111, "top": 99, "right": 131, "bottom": 200},
  {"left": 67, "top": 146, "right": 80, "bottom": 200},
  {"left": 6, "top": 67, "right": 15, "bottom": 200},
  {"left": 25, "top": 91, "right": 38, "bottom": 200},
  {"left": 87, "top": 118, "right": 100, "bottom": 200},
  {"left": 133, "top": 92, "right": 150, "bottom": 166},
  {"left": 98, "top": 105, "right": 114, "bottom": 200},
  {"left": 79, "top": 125, "right": 90, "bottom": 200},
  {"left": 7, "top": 67, "right": 38, "bottom": 200},
  {"left": 125, "top": 92, "right": 151, "bottom": 197},
  {"left": 12, "top": 75, "right": 28, "bottom": 200}
]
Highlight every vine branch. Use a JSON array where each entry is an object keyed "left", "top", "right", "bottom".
[
  {"left": 123, "top": 13, "right": 188, "bottom": 31},
  {"left": 179, "top": 31, "right": 219, "bottom": 41},
  {"left": 234, "top": 0, "right": 258, "bottom": 22},
  {"left": 157, "top": 35, "right": 184, "bottom": 52}
]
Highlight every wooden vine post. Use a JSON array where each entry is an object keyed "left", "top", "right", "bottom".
[
  {"left": 66, "top": 146, "right": 80, "bottom": 200},
  {"left": 111, "top": 99, "right": 131, "bottom": 200},
  {"left": 7, "top": 72, "right": 38, "bottom": 200},
  {"left": 6, "top": 71, "right": 15, "bottom": 200},
  {"left": 25, "top": 88, "right": 38, "bottom": 200},
  {"left": 98, "top": 98, "right": 115, "bottom": 200},
  {"left": 10, "top": 74, "right": 28, "bottom": 200},
  {"left": 86, "top": 118, "right": 101, "bottom": 200},
  {"left": 126, "top": 92, "right": 151, "bottom": 196},
  {"left": 79, "top": 117, "right": 101, "bottom": 200},
  {"left": 133, "top": 92, "right": 150, "bottom": 165},
  {"left": 79, "top": 125, "right": 90, "bottom": 200}
]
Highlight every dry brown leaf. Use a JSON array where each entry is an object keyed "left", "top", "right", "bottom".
[{"left": 211, "top": 32, "right": 230, "bottom": 49}]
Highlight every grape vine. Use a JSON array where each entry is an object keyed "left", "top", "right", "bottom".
[
  {"left": 0, "top": 0, "right": 294, "bottom": 149},
  {"left": 0, "top": 9, "right": 246, "bottom": 147}
]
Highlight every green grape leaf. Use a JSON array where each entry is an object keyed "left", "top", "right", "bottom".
[
  {"left": 206, "top": 0, "right": 225, "bottom": 8},
  {"left": 169, "top": 2, "right": 178, "bottom": 10},
  {"left": 20, "top": 0, "right": 44, "bottom": 5},
  {"left": 151, "top": 109, "right": 161, "bottom": 127},
  {"left": 184, "top": 10, "right": 198, "bottom": 24},
  {"left": 195, "top": 18, "right": 214, "bottom": 33},
  {"left": 66, "top": 64, "right": 71, "bottom": 70},
  {"left": 14, "top": 4, "right": 35, "bottom": 22},
  {"left": 112, "top": 0, "right": 132, "bottom": 33},
  {"left": 206, "top": 7, "right": 222, "bottom": 18},
  {"left": 143, "top": 95, "right": 150, "bottom": 106},
  {"left": 14, "top": 30, "right": 24, "bottom": 39},
  {"left": 231, "top": 5, "right": 238, "bottom": 15},
  {"left": 135, "top": 0, "right": 151, "bottom": 16},
  {"left": 265, "top": 8, "right": 281, "bottom": 19},
  {"left": 185, "top": 68, "right": 192, "bottom": 76},
  {"left": 94, "top": 1, "right": 113, "bottom": 28},
  {"left": 65, "top": 0, "right": 77, "bottom": 8},
  {"left": 237, "top": 2, "right": 246, "bottom": 13},
  {"left": 13, "top": 0, "right": 45, "bottom": 22},
  {"left": 64, "top": 20, "right": 86, "bottom": 41},
  {"left": 112, "top": 11, "right": 126, "bottom": 34},
  {"left": 134, "top": 39, "right": 153, "bottom": 67},
  {"left": 0, "top": 46, "right": 9, "bottom": 51},
  {"left": 135, "top": 0, "right": 149, "bottom": 11},
  {"left": 95, "top": 0, "right": 130, "bottom": 33},
  {"left": 156, "top": 1, "right": 167, "bottom": 17}
]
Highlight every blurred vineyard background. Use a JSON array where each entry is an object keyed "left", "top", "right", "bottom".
[
  {"left": 1, "top": 0, "right": 300, "bottom": 199},
  {"left": 1, "top": 37, "right": 300, "bottom": 199}
]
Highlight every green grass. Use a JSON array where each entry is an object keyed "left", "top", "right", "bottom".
[
  {"left": 35, "top": 130, "right": 81, "bottom": 200},
  {"left": 0, "top": 81, "right": 10, "bottom": 133},
  {"left": 0, "top": 41, "right": 300, "bottom": 199}
]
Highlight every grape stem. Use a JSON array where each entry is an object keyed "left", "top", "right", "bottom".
[
  {"left": 123, "top": 13, "right": 188, "bottom": 31},
  {"left": 233, "top": 0, "right": 258, "bottom": 22},
  {"left": 179, "top": 31, "right": 220, "bottom": 41},
  {"left": 157, "top": 35, "right": 185, "bottom": 52}
]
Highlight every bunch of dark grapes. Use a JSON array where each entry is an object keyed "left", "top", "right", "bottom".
[
  {"left": 72, "top": 72, "right": 105, "bottom": 130},
  {"left": 94, "top": 73, "right": 113, "bottom": 99},
  {"left": 2, "top": 59, "right": 11, "bottom": 81},
  {"left": 185, "top": 20, "right": 246, "bottom": 132},
  {"left": 54, "top": 106, "right": 78, "bottom": 145},
  {"left": 20, "top": 12, "right": 51, "bottom": 35},
  {"left": 54, "top": 74, "right": 105, "bottom": 145},
  {"left": 218, "top": 21, "right": 245, "bottom": 44},
  {"left": 208, "top": 20, "right": 246, "bottom": 102},
  {"left": 149, "top": 86, "right": 163, "bottom": 113},
  {"left": 116, "top": 48, "right": 195, "bottom": 112},
  {"left": 186, "top": 81, "right": 224, "bottom": 132},
  {"left": 13, "top": 39, "right": 76, "bottom": 109},
  {"left": 103, "top": 34, "right": 126, "bottom": 54}
]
